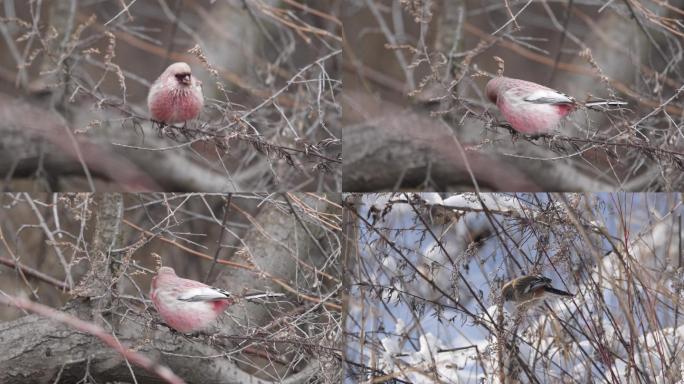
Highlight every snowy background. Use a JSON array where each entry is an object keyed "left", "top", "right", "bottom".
[{"left": 345, "top": 193, "right": 684, "bottom": 383}]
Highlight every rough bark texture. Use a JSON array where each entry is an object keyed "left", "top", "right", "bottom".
[
  {"left": 75, "top": 194, "right": 121, "bottom": 300},
  {"left": 0, "top": 308, "right": 268, "bottom": 384}
]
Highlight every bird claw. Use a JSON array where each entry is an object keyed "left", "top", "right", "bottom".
[
  {"left": 153, "top": 319, "right": 180, "bottom": 335},
  {"left": 152, "top": 120, "right": 169, "bottom": 137}
]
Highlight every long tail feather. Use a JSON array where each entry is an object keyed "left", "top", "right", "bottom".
[
  {"left": 584, "top": 99, "right": 628, "bottom": 107},
  {"left": 544, "top": 286, "right": 575, "bottom": 297},
  {"left": 242, "top": 292, "right": 285, "bottom": 301}
]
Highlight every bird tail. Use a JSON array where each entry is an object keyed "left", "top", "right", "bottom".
[
  {"left": 584, "top": 99, "right": 628, "bottom": 108},
  {"left": 544, "top": 286, "right": 575, "bottom": 297},
  {"left": 241, "top": 292, "right": 285, "bottom": 301}
]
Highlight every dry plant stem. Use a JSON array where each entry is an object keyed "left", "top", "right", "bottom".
[
  {"left": 24, "top": 192, "right": 75, "bottom": 288},
  {"left": 0, "top": 193, "right": 341, "bottom": 383},
  {"left": 462, "top": 22, "right": 682, "bottom": 116},
  {"left": 0, "top": 1, "right": 341, "bottom": 191},
  {"left": 342, "top": 1, "right": 683, "bottom": 190},
  {"left": 0, "top": 223, "right": 61, "bottom": 297},
  {"left": 0, "top": 256, "right": 69, "bottom": 291},
  {"left": 229, "top": 199, "right": 339, "bottom": 282},
  {"left": 345, "top": 194, "right": 625, "bottom": 382},
  {"left": 121, "top": 218, "right": 340, "bottom": 311},
  {"left": 220, "top": 194, "right": 343, "bottom": 311},
  {"left": 123, "top": 196, "right": 343, "bottom": 312},
  {"left": 77, "top": 194, "right": 122, "bottom": 302},
  {"left": 0, "top": 294, "right": 186, "bottom": 384},
  {"left": 204, "top": 194, "right": 232, "bottom": 283},
  {"left": 241, "top": 48, "right": 342, "bottom": 121},
  {"left": 283, "top": 193, "right": 332, "bottom": 261},
  {"left": 342, "top": 91, "right": 614, "bottom": 191}
]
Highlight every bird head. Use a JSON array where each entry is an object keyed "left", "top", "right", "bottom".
[
  {"left": 485, "top": 77, "right": 502, "bottom": 104},
  {"left": 164, "top": 62, "right": 194, "bottom": 86},
  {"left": 175, "top": 72, "right": 191, "bottom": 85},
  {"left": 152, "top": 266, "right": 177, "bottom": 289}
]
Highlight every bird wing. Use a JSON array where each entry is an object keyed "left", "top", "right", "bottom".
[
  {"left": 523, "top": 89, "right": 574, "bottom": 105},
  {"left": 177, "top": 286, "right": 231, "bottom": 302},
  {"left": 523, "top": 275, "right": 552, "bottom": 293}
]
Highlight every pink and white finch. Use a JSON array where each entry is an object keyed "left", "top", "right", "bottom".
[
  {"left": 485, "top": 76, "right": 626, "bottom": 134},
  {"left": 150, "top": 267, "right": 282, "bottom": 333},
  {"left": 147, "top": 62, "right": 204, "bottom": 124}
]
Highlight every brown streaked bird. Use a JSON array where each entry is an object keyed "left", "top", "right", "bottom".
[{"left": 502, "top": 275, "right": 574, "bottom": 303}]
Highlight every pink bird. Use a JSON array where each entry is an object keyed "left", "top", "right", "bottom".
[
  {"left": 147, "top": 62, "right": 204, "bottom": 124},
  {"left": 485, "top": 76, "right": 626, "bottom": 134},
  {"left": 150, "top": 267, "right": 283, "bottom": 333}
]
